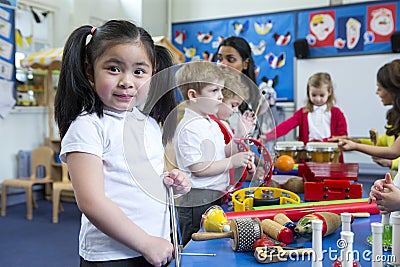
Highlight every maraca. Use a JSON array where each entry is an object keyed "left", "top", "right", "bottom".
[{"left": 294, "top": 212, "right": 341, "bottom": 239}]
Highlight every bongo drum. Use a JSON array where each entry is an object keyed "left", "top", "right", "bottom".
[
  {"left": 274, "top": 141, "right": 305, "bottom": 163},
  {"left": 306, "top": 142, "right": 340, "bottom": 163}
]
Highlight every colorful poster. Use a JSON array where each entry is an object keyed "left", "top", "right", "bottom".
[
  {"left": 307, "top": 11, "right": 336, "bottom": 47},
  {"left": 172, "top": 12, "right": 295, "bottom": 102},
  {"left": 297, "top": 0, "right": 399, "bottom": 57},
  {"left": 336, "top": 16, "right": 364, "bottom": 53},
  {"left": 367, "top": 3, "right": 396, "bottom": 43}
]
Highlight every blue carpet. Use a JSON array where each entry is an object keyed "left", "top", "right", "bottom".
[{"left": 0, "top": 200, "right": 81, "bottom": 267}]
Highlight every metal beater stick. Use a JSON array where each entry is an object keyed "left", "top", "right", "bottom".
[
  {"left": 168, "top": 186, "right": 182, "bottom": 267},
  {"left": 168, "top": 186, "right": 216, "bottom": 267}
]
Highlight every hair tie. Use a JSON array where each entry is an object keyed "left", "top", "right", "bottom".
[{"left": 90, "top": 27, "right": 97, "bottom": 35}]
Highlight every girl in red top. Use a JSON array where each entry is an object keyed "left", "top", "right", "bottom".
[{"left": 262, "top": 72, "right": 348, "bottom": 147}]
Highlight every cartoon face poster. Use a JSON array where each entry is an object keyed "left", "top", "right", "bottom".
[
  {"left": 307, "top": 10, "right": 336, "bottom": 47},
  {"left": 367, "top": 3, "right": 396, "bottom": 43},
  {"left": 336, "top": 16, "right": 364, "bottom": 52}
]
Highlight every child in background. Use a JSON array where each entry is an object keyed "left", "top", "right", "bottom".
[
  {"left": 54, "top": 20, "right": 190, "bottom": 267},
  {"left": 216, "top": 36, "right": 259, "bottom": 112},
  {"left": 209, "top": 72, "right": 258, "bottom": 186},
  {"left": 216, "top": 36, "right": 272, "bottom": 138},
  {"left": 174, "top": 61, "right": 255, "bottom": 245},
  {"left": 261, "top": 72, "right": 348, "bottom": 161},
  {"left": 339, "top": 60, "right": 400, "bottom": 167},
  {"left": 209, "top": 72, "right": 254, "bottom": 143}
]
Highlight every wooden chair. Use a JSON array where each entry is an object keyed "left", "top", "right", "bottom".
[
  {"left": 52, "top": 162, "right": 74, "bottom": 223},
  {"left": 1, "top": 146, "right": 54, "bottom": 220}
]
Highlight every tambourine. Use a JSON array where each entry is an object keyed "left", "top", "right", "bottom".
[
  {"left": 232, "top": 137, "right": 274, "bottom": 188},
  {"left": 231, "top": 186, "right": 300, "bottom": 212}
]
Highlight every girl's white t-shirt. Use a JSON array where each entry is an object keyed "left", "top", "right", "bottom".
[
  {"left": 308, "top": 104, "right": 331, "bottom": 140},
  {"left": 60, "top": 108, "right": 170, "bottom": 261}
]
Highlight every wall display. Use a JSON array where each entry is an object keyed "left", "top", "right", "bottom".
[
  {"left": 172, "top": 1, "right": 399, "bottom": 105},
  {"left": 0, "top": 5, "right": 14, "bottom": 118},
  {"left": 172, "top": 13, "right": 295, "bottom": 102},
  {"left": 297, "top": 1, "right": 400, "bottom": 57}
]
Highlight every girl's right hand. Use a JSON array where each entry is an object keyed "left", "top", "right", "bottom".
[
  {"left": 230, "top": 151, "right": 253, "bottom": 169},
  {"left": 141, "top": 236, "right": 173, "bottom": 267}
]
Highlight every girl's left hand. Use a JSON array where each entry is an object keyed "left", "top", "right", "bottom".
[{"left": 163, "top": 169, "right": 191, "bottom": 195}]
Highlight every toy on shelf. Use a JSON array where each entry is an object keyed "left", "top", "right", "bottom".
[
  {"left": 231, "top": 186, "right": 300, "bottom": 212},
  {"left": 200, "top": 205, "right": 230, "bottom": 233},
  {"left": 191, "top": 217, "right": 262, "bottom": 252},
  {"left": 294, "top": 212, "right": 341, "bottom": 239}
]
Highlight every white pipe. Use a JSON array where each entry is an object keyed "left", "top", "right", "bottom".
[
  {"left": 371, "top": 222, "right": 383, "bottom": 267},
  {"left": 312, "top": 220, "right": 323, "bottom": 267}
]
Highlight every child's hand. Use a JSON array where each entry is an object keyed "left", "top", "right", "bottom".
[
  {"left": 230, "top": 151, "right": 254, "bottom": 169},
  {"left": 246, "top": 160, "right": 256, "bottom": 174},
  {"left": 368, "top": 173, "right": 392, "bottom": 203},
  {"left": 163, "top": 169, "right": 191, "bottom": 195},
  {"left": 338, "top": 138, "right": 357, "bottom": 151},
  {"left": 375, "top": 183, "right": 400, "bottom": 213},
  {"left": 141, "top": 235, "right": 174, "bottom": 266},
  {"left": 328, "top": 135, "right": 348, "bottom": 142},
  {"left": 236, "top": 110, "right": 256, "bottom": 137}
]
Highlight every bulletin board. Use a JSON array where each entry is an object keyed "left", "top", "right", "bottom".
[
  {"left": 172, "top": 12, "right": 295, "bottom": 101},
  {"left": 0, "top": 5, "right": 15, "bottom": 118},
  {"left": 297, "top": 1, "right": 400, "bottom": 57},
  {"left": 171, "top": 0, "right": 400, "bottom": 103}
]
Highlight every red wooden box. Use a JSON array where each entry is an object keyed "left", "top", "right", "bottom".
[{"left": 299, "top": 163, "right": 362, "bottom": 201}]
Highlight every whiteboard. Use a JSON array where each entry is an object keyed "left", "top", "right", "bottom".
[{"left": 295, "top": 54, "right": 398, "bottom": 137}]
